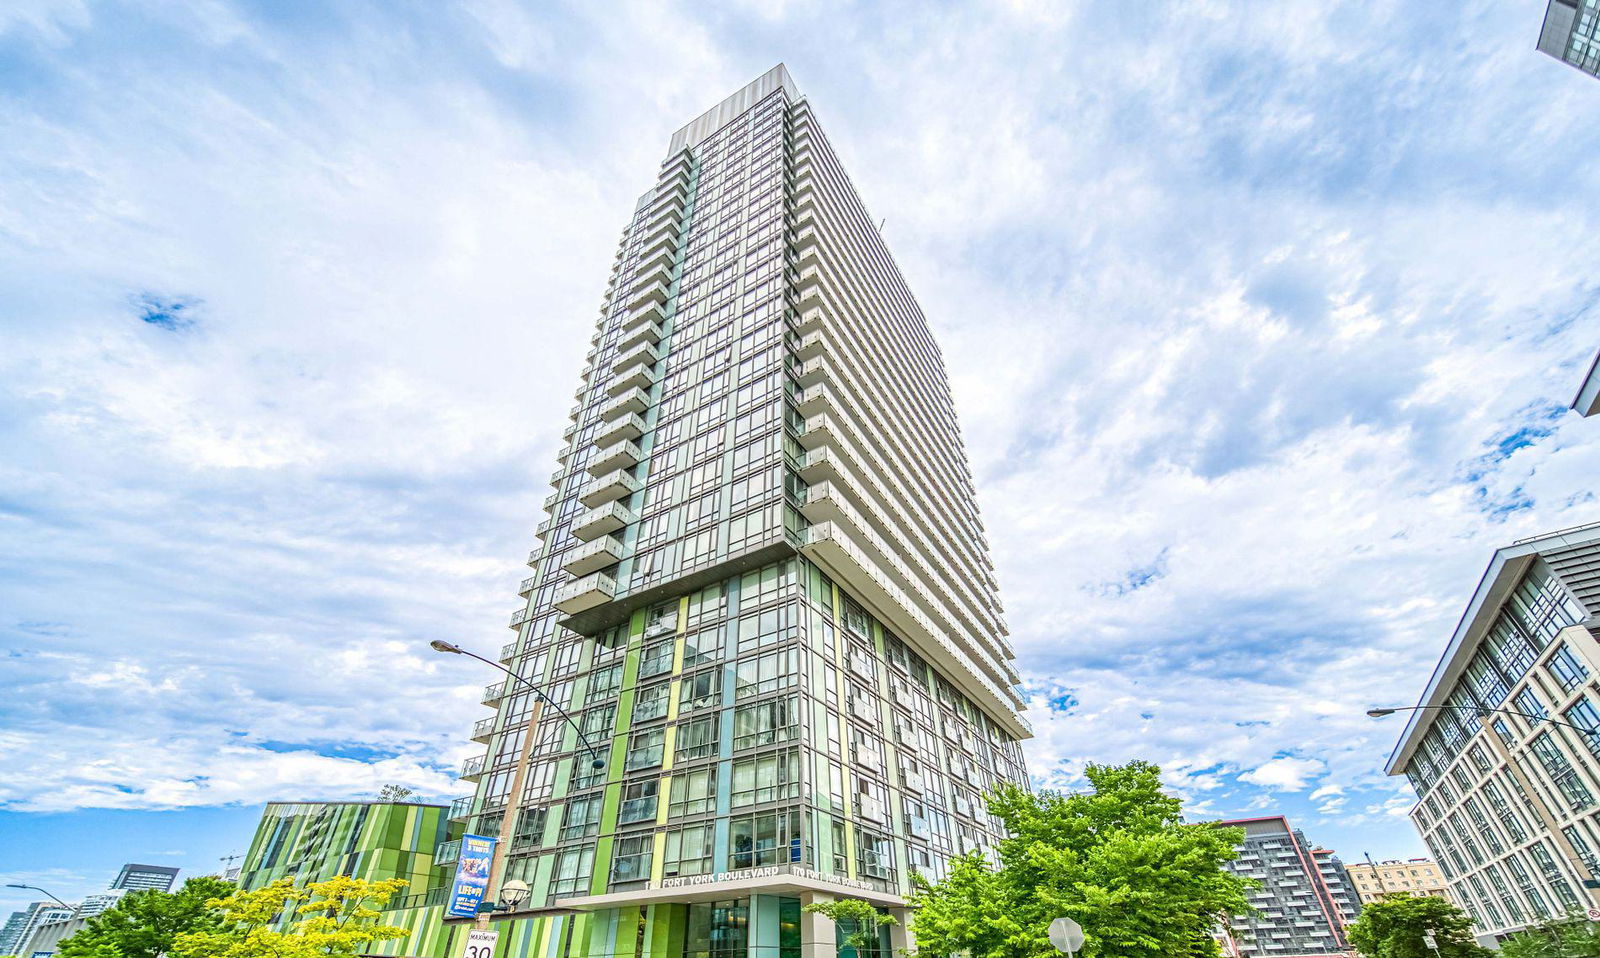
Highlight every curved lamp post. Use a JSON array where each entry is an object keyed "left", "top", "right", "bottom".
[
  {"left": 4, "top": 884, "right": 72, "bottom": 909},
  {"left": 1366, "top": 703, "right": 1598, "bottom": 738},
  {"left": 429, "top": 640, "right": 605, "bottom": 770}
]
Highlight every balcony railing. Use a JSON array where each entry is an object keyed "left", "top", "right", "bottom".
[
  {"left": 554, "top": 572, "right": 617, "bottom": 615},
  {"left": 458, "top": 755, "right": 486, "bottom": 782}
]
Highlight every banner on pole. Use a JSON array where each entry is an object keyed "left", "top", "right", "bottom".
[{"left": 445, "top": 834, "right": 498, "bottom": 919}]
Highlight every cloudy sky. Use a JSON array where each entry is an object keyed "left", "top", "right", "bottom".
[{"left": 3, "top": 0, "right": 1600, "bottom": 915}]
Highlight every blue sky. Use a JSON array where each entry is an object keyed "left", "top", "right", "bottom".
[{"left": 3, "top": 0, "right": 1600, "bottom": 919}]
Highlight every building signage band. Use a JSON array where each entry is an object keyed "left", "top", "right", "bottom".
[
  {"left": 446, "top": 835, "right": 497, "bottom": 919},
  {"left": 657, "top": 864, "right": 879, "bottom": 893}
]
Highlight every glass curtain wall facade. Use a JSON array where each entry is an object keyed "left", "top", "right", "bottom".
[
  {"left": 448, "top": 65, "right": 1029, "bottom": 958},
  {"left": 1388, "top": 526, "right": 1600, "bottom": 941},
  {"left": 1539, "top": 0, "right": 1600, "bottom": 78}
]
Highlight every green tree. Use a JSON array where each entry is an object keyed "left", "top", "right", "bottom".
[
  {"left": 910, "top": 761, "right": 1254, "bottom": 958},
  {"left": 1345, "top": 893, "right": 1490, "bottom": 958},
  {"left": 1498, "top": 914, "right": 1600, "bottom": 958},
  {"left": 56, "top": 876, "right": 236, "bottom": 958},
  {"left": 171, "top": 876, "right": 409, "bottom": 958},
  {"left": 802, "top": 898, "right": 897, "bottom": 957}
]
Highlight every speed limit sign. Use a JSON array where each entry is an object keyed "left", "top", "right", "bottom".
[{"left": 464, "top": 929, "right": 499, "bottom": 958}]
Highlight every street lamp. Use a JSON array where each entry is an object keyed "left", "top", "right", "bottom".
[
  {"left": 479, "top": 879, "right": 531, "bottom": 914},
  {"left": 429, "top": 640, "right": 605, "bottom": 770},
  {"left": 1366, "top": 703, "right": 1599, "bottom": 738},
  {"left": 4, "top": 884, "right": 72, "bottom": 910}
]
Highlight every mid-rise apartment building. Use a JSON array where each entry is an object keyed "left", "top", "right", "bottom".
[
  {"left": 1311, "top": 849, "right": 1362, "bottom": 925},
  {"left": 446, "top": 64, "right": 1029, "bottom": 958},
  {"left": 110, "top": 864, "right": 178, "bottom": 894},
  {"left": 1539, "top": 1, "right": 1600, "bottom": 78},
  {"left": 1218, "top": 817, "right": 1352, "bottom": 957},
  {"left": 1344, "top": 858, "right": 1451, "bottom": 904},
  {"left": 1385, "top": 522, "right": 1600, "bottom": 940}
]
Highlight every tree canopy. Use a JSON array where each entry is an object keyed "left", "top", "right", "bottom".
[
  {"left": 171, "top": 876, "right": 409, "bottom": 958},
  {"left": 910, "top": 761, "right": 1253, "bottom": 958},
  {"left": 1498, "top": 915, "right": 1600, "bottom": 958},
  {"left": 56, "top": 876, "right": 236, "bottom": 958},
  {"left": 1345, "top": 893, "right": 1490, "bottom": 958}
]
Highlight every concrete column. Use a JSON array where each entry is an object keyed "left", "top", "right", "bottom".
[
  {"left": 887, "top": 907, "right": 914, "bottom": 957},
  {"left": 798, "top": 891, "right": 836, "bottom": 958}
]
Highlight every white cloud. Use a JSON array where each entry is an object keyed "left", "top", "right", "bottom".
[{"left": 0, "top": 0, "right": 1597, "bottom": 870}]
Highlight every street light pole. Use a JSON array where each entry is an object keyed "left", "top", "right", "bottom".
[
  {"left": 1366, "top": 703, "right": 1600, "bottom": 740},
  {"left": 429, "top": 640, "right": 608, "bottom": 927},
  {"left": 3, "top": 884, "right": 73, "bottom": 910}
]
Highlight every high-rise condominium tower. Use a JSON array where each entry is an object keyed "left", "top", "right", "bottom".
[
  {"left": 1538, "top": 0, "right": 1600, "bottom": 77},
  {"left": 448, "top": 65, "right": 1029, "bottom": 958}
]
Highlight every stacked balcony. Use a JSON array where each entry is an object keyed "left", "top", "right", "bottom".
[
  {"left": 572, "top": 501, "right": 637, "bottom": 541},
  {"left": 595, "top": 411, "right": 647, "bottom": 448},
  {"left": 609, "top": 362, "right": 659, "bottom": 396},
  {"left": 554, "top": 571, "right": 617, "bottom": 615},
  {"left": 588, "top": 439, "right": 643, "bottom": 476},
  {"left": 470, "top": 717, "right": 495, "bottom": 744},
  {"left": 459, "top": 755, "right": 486, "bottom": 783},
  {"left": 612, "top": 341, "right": 661, "bottom": 374},
  {"left": 579, "top": 470, "right": 642, "bottom": 509},
  {"left": 561, "top": 535, "right": 625, "bottom": 576},
  {"left": 601, "top": 387, "right": 651, "bottom": 420}
]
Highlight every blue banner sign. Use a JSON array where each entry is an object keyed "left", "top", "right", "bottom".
[{"left": 446, "top": 834, "right": 498, "bottom": 918}]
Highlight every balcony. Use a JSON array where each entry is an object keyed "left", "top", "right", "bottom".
[
  {"left": 448, "top": 796, "right": 474, "bottom": 821},
  {"left": 517, "top": 575, "right": 536, "bottom": 596},
  {"left": 471, "top": 717, "right": 496, "bottom": 743},
  {"left": 595, "top": 411, "right": 647, "bottom": 447},
  {"left": 637, "top": 244, "right": 675, "bottom": 276},
  {"left": 608, "top": 362, "right": 658, "bottom": 396},
  {"left": 626, "top": 279, "right": 670, "bottom": 313},
  {"left": 618, "top": 317, "right": 664, "bottom": 352},
  {"left": 458, "top": 755, "right": 486, "bottom": 782},
  {"left": 561, "top": 535, "right": 624, "bottom": 577},
  {"left": 849, "top": 696, "right": 878, "bottom": 724},
  {"left": 796, "top": 330, "right": 826, "bottom": 361},
  {"left": 794, "top": 356, "right": 827, "bottom": 389},
  {"left": 623, "top": 300, "right": 667, "bottom": 334},
  {"left": 587, "top": 439, "right": 643, "bottom": 476},
  {"left": 482, "top": 682, "right": 506, "bottom": 704},
  {"left": 572, "top": 501, "right": 637, "bottom": 541},
  {"left": 435, "top": 839, "right": 462, "bottom": 865},
  {"left": 632, "top": 260, "right": 673, "bottom": 294},
  {"left": 858, "top": 795, "right": 886, "bottom": 823},
  {"left": 526, "top": 548, "right": 541, "bottom": 567},
  {"left": 579, "top": 470, "right": 643, "bottom": 509},
  {"left": 601, "top": 386, "right": 652, "bottom": 419},
  {"left": 903, "top": 771, "right": 927, "bottom": 793},
  {"left": 499, "top": 639, "right": 519, "bottom": 661},
  {"left": 554, "top": 571, "right": 617, "bottom": 615},
  {"left": 639, "top": 216, "right": 681, "bottom": 250},
  {"left": 508, "top": 607, "right": 533, "bottom": 629},
  {"left": 612, "top": 341, "right": 661, "bottom": 375}
]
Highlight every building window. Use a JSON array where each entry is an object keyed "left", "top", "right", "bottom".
[
  {"left": 1548, "top": 643, "right": 1590, "bottom": 694},
  {"left": 664, "top": 824, "right": 715, "bottom": 877},
  {"left": 732, "top": 749, "right": 801, "bottom": 806},
  {"left": 619, "top": 779, "right": 659, "bottom": 825},
  {"left": 669, "top": 766, "right": 716, "bottom": 817},
  {"left": 676, "top": 714, "right": 719, "bottom": 762},
  {"left": 550, "top": 844, "right": 595, "bottom": 897},
  {"left": 611, "top": 834, "right": 653, "bottom": 884},
  {"left": 680, "top": 669, "right": 720, "bottom": 712},
  {"left": 560, "top": 794, "right": 603, "bottom": 840},
  {"left": 733, "top": 697, "right": 800, "bottom": 750},
  {"left": 1565, "top": 698, "right": 1600, "bottom": 759},
  {"left": 1530, "top": 732, "right": 1594, "bottom": 810},
  {"left": 635, "top": 682, "right": 671, "bottom": 723},
  {"left": 729, "top": 808, "right": 802, "bottom": 870},
  {"left": 626, "top": 727, "right": 666, "bottom": 771}
]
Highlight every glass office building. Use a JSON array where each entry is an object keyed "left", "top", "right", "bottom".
[
  {"left": 447, "top": 65, "right": 1029, "bottom": 958},
  {"left": 1386, "top": 523, "right": 1600, "bottom": 942}
]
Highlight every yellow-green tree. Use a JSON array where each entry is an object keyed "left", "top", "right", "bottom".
[{"left": 172, "top": 876, "right": 410, "bottom": 958}]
